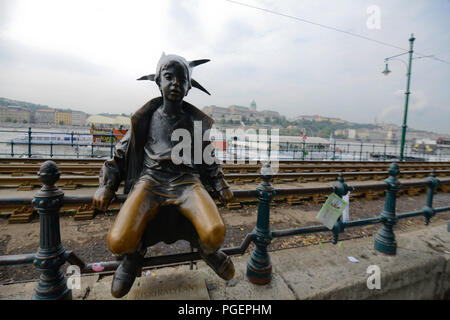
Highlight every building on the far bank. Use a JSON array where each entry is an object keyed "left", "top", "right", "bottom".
[
  {"left": 294, "top": 114, "right": 347, "bottom": 124},
  {"left": 35, "top": 109, "right": 55, "bottom": 125},
  {"left": 86, "top": 114, "right": 131, "bottom": 128},
  {"left": 0, "top": 105, "right": 31, "bottom": 123},
  {"left": 202, "top": 100, "right": 283, "bottom": 123},
  {"left": 71, "top": 111, "right": 88, "bottom": 126},
  {"left": 54, "top": 109, "right": 72, "bottom": 126},
  {"left": 35, "top": 109, "right": 87, "bottom": 126}
]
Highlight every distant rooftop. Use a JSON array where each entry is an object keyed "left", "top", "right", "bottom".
[{"left": 86, "top": 115, "right": 130, "bottom": 126}]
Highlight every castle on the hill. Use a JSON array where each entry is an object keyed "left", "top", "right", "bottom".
[{"left": 202, "top": 100, "right": 283, "bottom": 123}]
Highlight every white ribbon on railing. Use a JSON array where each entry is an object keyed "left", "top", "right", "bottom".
[{"left": 343, "top": 191, "right": 350, "bottom": 222}]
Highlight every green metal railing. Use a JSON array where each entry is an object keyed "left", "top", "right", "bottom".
[
  {"left": 1, "top": 127, "right": 449, "bottom": 161},
  {"left": 0, "top": 127, "right": 125, "bottom": 159},
  {"left": 0, "top": 160, "right": 449, "bottom": 299}
]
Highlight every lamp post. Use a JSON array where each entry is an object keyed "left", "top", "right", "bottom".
[{"left": 382, "top": 34, "right": 415, "bottom": 162}]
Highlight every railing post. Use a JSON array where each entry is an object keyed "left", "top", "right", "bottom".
[
  {"left": 331, "top": 173, "right": 349, "bottom": 244},
  {"left": 333, "top": 141, "right": 336, "bottom": 160},
  {"left": 109, "top": 131, "right": 114, "bottom": 159},
  {"left": 247, "top": 163, "right": 276, "bottom": 285},
  {"left": 374, "top": 162, "right": 400, "bottom": 255},
  {"left": 359, "top": 142, "right": 363, "bottom": 161},
  {"left": 32, "top": 160, "right": 71, "bottom": 300},
  {"left": 28, "top": 127, "right": 32, "bottom": 158},
  {"left": 302, "top": 141, "right": 306, "bottom": 161},
  {"left": 233, "top": 136, "right": 238, "bottom": 162},
  {"left": 423, "top": 171, "right": 439, "bottom": 225}
]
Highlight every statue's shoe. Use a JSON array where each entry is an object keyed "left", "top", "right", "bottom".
[
  {"left": 111, "top": 251, "right": 144, "bottom": 298},
  {"left": 200, "top": 250, "right": 235, "bottom": 281}
]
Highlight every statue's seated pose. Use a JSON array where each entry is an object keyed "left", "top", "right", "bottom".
[{"left": 92, "top": 53, "right": 235, "bottom": 298}]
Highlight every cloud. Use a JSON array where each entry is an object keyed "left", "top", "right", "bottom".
[
  {"left": 380, "top": 89, "right": 428, "bottom": 118},
  {"left": 0, "top": 0, "right": 449, "bottom": 133},
  {"left": 0, "top": 0, "right": 15, "bottom": 31},
  {"left": 0, "top": 38, "right": 113, "bottom": 76}
]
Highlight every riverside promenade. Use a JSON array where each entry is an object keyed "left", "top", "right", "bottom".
[{"left": 1, "top": 221, "right": 448, "bottom": 300}]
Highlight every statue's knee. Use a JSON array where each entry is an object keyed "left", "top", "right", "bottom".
[
  {"left": 202, "top": 223, "right": 226, "bottom": 250},
  {"left": 107, "top": 232, "right": 135, "bottom": 255}
]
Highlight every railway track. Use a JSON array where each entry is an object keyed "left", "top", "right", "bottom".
[
  {"left": 0, "top": 159, "right": 449, "bottom": 223},
  {"left": 0, "top": 170, "right": 449, "bottom": 223},
  {"left": 0, "top": 158, "right": 449, "bottom": 167},
  {"left": 0, "top": 170, "right": 448, "bottom": 190},
  {"left": 0, "top": 162, "right": 449, "bottom": 176}
]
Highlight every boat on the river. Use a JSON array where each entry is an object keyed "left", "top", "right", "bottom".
[
  {"left": 90, "top": 125, "right": 128, "bottom": 147},
  {"left": 10, "top": 132, "right": 93, "bottom": 146}
]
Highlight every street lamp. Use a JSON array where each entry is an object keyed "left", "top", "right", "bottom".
[
  {"left": 382, "top": 34, "right": 415, "bottom": 162},
  {"left": 382, "top": 63, "right": 391, "bottom": 76}
]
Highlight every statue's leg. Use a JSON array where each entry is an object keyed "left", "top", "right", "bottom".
[
  {"left": 107, "top": 179, "right": 160, "bottom": 298},
  {"left": 110, "top": 245, "right": 146, "bottom": 298},
  {"left": 178, "top": 184, "right": 225, "bottom": 254},
  {"left": 107, "top": 179, "right": 159, "bottom": 255},
  {"left": 178, "top": 184, "right": 234, "bottom": 280}
]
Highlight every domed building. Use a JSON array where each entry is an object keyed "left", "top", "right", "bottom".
[
  {"left": 250, "top": 99, "right": 257, "bottom": 111},
  {"left": 202, "top": 100, "right": 283, "bottom": 123}
]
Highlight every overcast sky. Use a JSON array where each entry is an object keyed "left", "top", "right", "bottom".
[{"left": 1, "top": 0, "right": 449, "bottom": 133}]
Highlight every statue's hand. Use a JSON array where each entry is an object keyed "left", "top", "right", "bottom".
[
  {"left": 92, "top": 186, "right": 115, "bottom": 211},
  {"left": 219, "top": 188, "right": 234, "bottom": 204}
]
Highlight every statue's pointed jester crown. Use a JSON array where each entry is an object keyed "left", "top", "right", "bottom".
[{"left": 137, "top": 52, "right": 211, "bottom": 95}]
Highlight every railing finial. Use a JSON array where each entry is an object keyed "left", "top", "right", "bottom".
[{"left": 37, "top": 160, "right": 61, "bottom": 188}]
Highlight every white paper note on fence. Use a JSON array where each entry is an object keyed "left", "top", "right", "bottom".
[
  {"left": 316, "top": 193, "right": 349, "bottom": 229},
  {"left": 342, "top": 192, "right": 350, "bottom": 222}
]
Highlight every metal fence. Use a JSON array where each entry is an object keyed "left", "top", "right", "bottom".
[
  {"left": 0, "top": 160, "right": 449, "bottom": 299},
  {"left": 0, "top": 127, "right": 124, "bottom": 159},
  {"left": 228, "top": 139, "right": 450, "bottom": 162},
  {"left": 1, "top": 127, "right": 449, "bottom": 161}
]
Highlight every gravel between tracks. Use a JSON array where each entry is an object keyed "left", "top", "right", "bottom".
[{"left": 1, "top": 192, "right": 449, "bottom": 284}]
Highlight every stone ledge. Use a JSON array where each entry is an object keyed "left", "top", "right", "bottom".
[{"left": 271, "top": 224, "right": 449, "bottom": 299}]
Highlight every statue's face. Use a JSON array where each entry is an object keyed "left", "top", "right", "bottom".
[{"left": 159, "top": 62, "right": 189, "bottom": 102}]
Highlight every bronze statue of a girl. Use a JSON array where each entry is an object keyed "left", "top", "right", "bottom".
[{"left": 92, "top": 53, "right": 235, "bottom": 298}]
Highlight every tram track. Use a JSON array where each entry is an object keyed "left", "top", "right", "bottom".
[
  {"left": 0, "top": 159, "right": 449, "bottom": 223},
  {"left": 0, "top": 161, "right": 449, "bottom": 176},
  {"left": 0, "top": 158, "right": 449, "bottom": 166},
  {"left": 0, "top": 169, "right": 448, "bottom": 190},
  {"left": 0, "top": 172, "right": 449, "bottom": 223}
]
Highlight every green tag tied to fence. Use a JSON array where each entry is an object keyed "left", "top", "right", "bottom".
[{"left": 316, "top": 193, "right": 349, "bottom": 230}]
